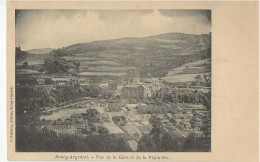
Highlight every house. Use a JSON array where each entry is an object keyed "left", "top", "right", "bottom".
[
  {"left": 122, "top": 84, "right": 152, "bottom": 99},
  {"left": 122, "top": 85, "right": 142, "bottom": 98}
]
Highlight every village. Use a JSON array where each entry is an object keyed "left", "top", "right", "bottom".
[{"left": 16, "top": 70, "right": 211, "bottom": 151}]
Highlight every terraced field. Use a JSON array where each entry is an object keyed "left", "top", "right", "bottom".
[{"left": 162, "top": 59, "right": 211, "bottom": 83}]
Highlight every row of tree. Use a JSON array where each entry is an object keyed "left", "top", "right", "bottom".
[
  {"left": 16, "top": 84, "right": 113, "bottom": 113},
  {"left": 151, "top": 88, "right": 211, "bottom": 110},
  {"left": 16, "top": 126, "right": 130, "bottom": 152},
  {"left": 137, "top": 115, "right": 210, "bottom": 152}
]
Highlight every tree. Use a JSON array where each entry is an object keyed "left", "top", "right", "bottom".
[
  {"left": 74, "top": 62, "right": 80, "bottom": 72},
  {"left": 203, "top": 74, "right": 208, "bottom": 83},
  {"left": 23, "top": 61, "right": 28, "bottom": 68},
  {"left": 137, "top": 134, "right": 157, "bottom": 151},
  {"left": 98, "top": 126, "right": 109, "bottom": 134},
  {"left": 43, "top": 59, "right": 70, "bottom": 74},
  {"left": 88, "top": 123, "right": 97, "bottom": 132},
  {"left": 149, "top": 115, "right": 164, "bottom": 148},
  {"left": 16, "top": 126, "right": 60, "bottom": 152},
  {"left": 41, "top": 98, "right": 47, "bottom": 107},
  {"left": 44, "top": 78, "right": 53, "bottom": 84},
  {"left": 183, "top": 132, "right": 200, "bottom": 151},
  {"left": 33, "top": 102, "right": 40, "bottom": 112},
  {"left": 161, "top": 132, "right": 183, "bottom": 151},
  {"left": 86, "top": 134, "right": 132, "bottom": 152},
  {"left": 191, "top": 124, "right": 196, "bottom": 129},
  {"left": 16, "top": 122, "right": 132, "bottom": 152},
  {"left": 83, "top": 109, "right": 101, "bottom": 122},
  {"left": 191, "top": 81, "right": 197, "bottom": 86},
  {"left": 195, "top": 75, "right": 202, "bottom": 83},
  {"left": 170, "top": 118, "right": 177, "bottom": 124}
]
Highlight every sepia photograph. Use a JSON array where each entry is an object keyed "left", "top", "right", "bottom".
[
  {"left": 15, "top": 9, "right": 211, "bottom": 152},
  {"left": 5, "top": 1, "right": 260, "bottom": 161}
]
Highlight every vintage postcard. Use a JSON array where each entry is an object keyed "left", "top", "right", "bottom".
[{"left": 6, "top": 1, "right": 259, "bottom": 161}]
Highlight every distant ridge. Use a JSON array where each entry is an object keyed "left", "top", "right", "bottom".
[
  {"left": 26, "top": 48, "right": 53, "bottom": 54},
  {"left": 24, "top": 32, "right": 211, "bottom": 55}
]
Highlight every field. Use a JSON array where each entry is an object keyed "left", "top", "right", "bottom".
[
  {"left": 87, "top": 66, "right": 137, "bottom": 72},
  {"left": 162, "top": 59, "right": 211, "bottom": 83},
  {"left": 61, "top": 56, "right": 101, "bottom": 61},
  {"left": 103, "top": 122, "right": 124, "bottom": 134},
  {"left": 162, "top": 73, "right": 209, "bottom": 83}
]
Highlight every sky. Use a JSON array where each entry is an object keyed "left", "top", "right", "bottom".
[{"left": 15, "top": 10, "right": 211, "bottom": 51}]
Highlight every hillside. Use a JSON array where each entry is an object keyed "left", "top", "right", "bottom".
[
  {"left": 16, "top": 47, "right": 58, "bottom": 65},
  {"left": 16, "top": 32, "right": 211, "bottom": 78}
]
